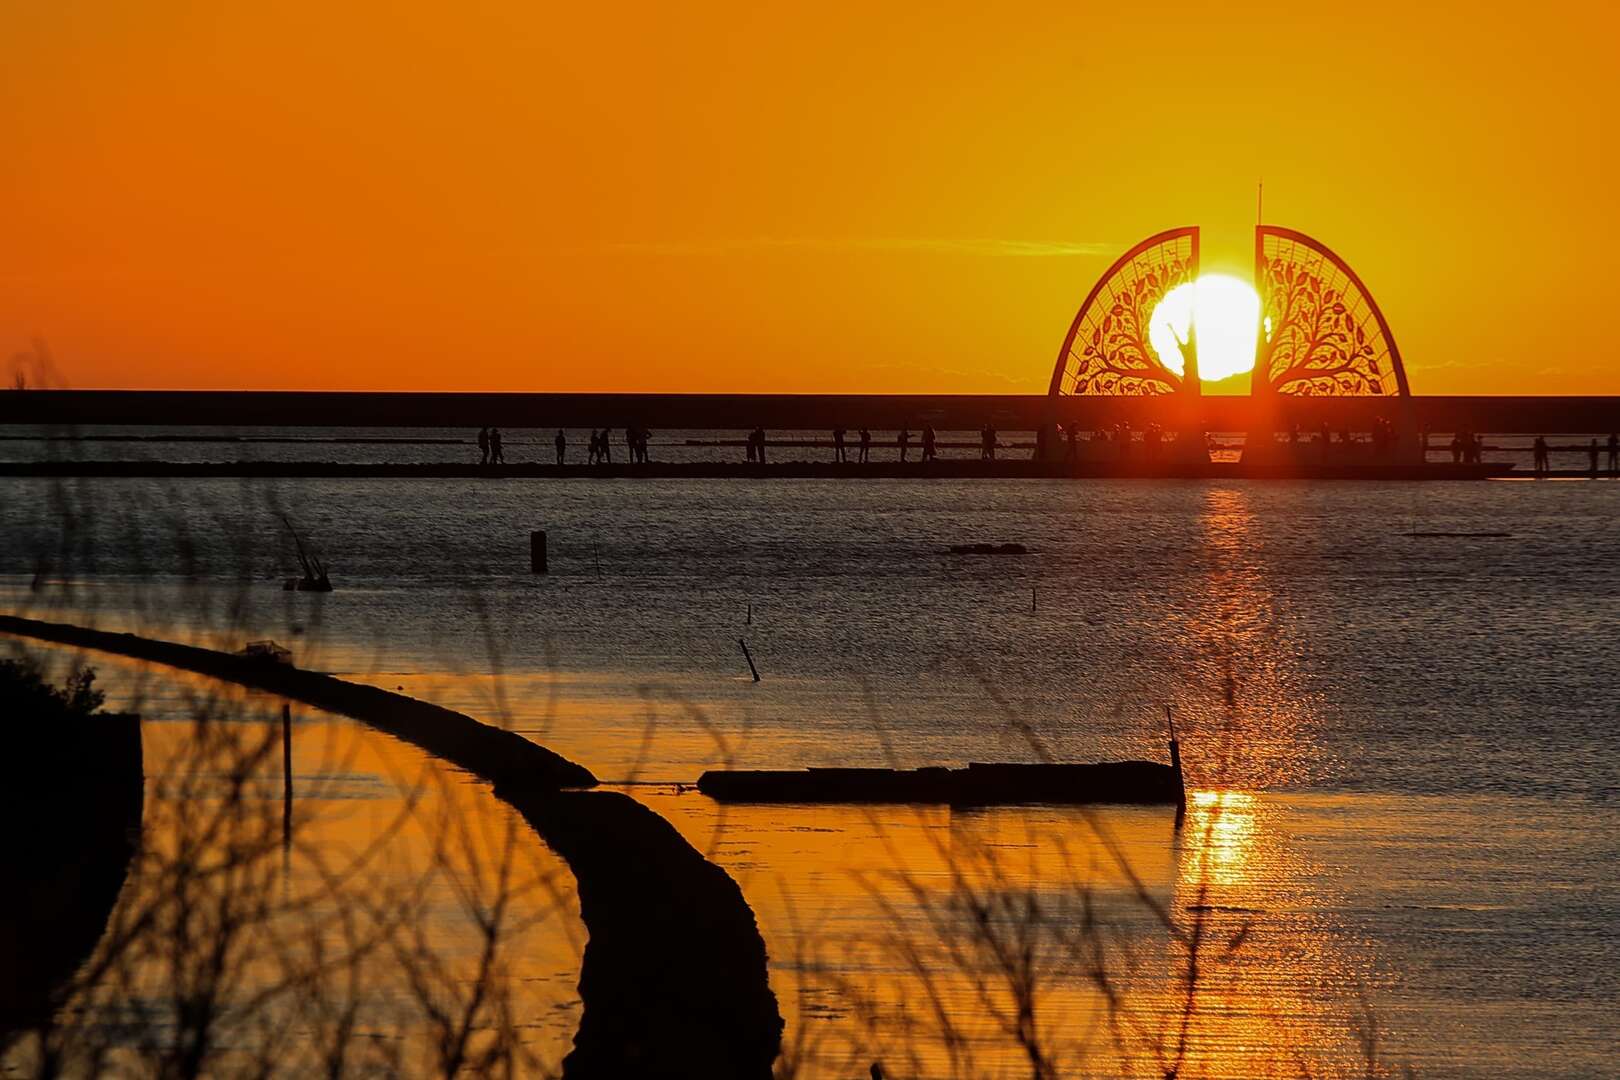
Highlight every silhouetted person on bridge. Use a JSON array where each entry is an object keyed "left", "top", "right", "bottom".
[
  {"left": 555, "top": 429, "right": 566, "bottom": 465},
  {"left": 477, "top": 427, "right": 490, "bottom": 465},
  {"left": 1533, "top": 435, "right": 1549, "bottom": 476},
  {"left": 600, "top": 428, "right": 612, "bottom": 464},
  {"left": 833, "top": 428, "right": 847, "bottom": 462},
  {"left": 858, "top": 428, "right": 871, "bottom": 463},
  {"left": 489, "top": 427, "right": 505, "bottom": 464},
  {"left": 981, "top": 423, "right": 997, "bottom": 461},
  {"left": 897, "top": 428, "right": 910, "bottom": 463},
  {"left": 1608, "top": 433, "right": 1618, "bottom": 476},
  {"left": 922, "top": 425, "right": 937, "bottom": 462}
]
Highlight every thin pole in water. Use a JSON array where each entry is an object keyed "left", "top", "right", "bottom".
[
  {"left": 1165, "top": 703, "right": 1185, "bottom": 817},
  {"left": 1031, "top": 587, "right": 1036, "bottom": 613},
  {"left": 281, "top": 703, "right": 293, "bottom": 849},
  {"left": 739, "top": 637, "right": 761, "bottom": 682}
]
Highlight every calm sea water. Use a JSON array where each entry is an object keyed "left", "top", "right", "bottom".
[{"left": 3, "top": 469, "right": 1617, "bottom": 1077}]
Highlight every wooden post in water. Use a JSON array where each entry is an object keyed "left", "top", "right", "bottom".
[
  {"left": 281, "top": 703, "right": 293, "bottom": 848},
  {"left": 1165, "top": 704, "right": 1186, "bottom": 822},
  {"left": 738, "top": 638, "right": 761, "bottom": 682},
  {"left": 530, "top": 530, "right": 548, "bottom": 574}
]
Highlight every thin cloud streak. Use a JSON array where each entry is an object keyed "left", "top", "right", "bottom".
[{"left": 580, "top": 236, "right": 1120, "bottom": 258}]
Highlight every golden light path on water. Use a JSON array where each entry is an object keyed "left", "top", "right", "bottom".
[{"left": 1147, "top": 274, "right": 1261, "bottom": 382}]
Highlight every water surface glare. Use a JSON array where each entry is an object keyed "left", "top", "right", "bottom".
[{"left": 3, "top": 475, "right": 1617, "bottom": 1077}]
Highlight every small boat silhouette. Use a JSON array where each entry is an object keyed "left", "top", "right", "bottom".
[{"left": 280, "top": 515, "right": 333, "bottom": 591}]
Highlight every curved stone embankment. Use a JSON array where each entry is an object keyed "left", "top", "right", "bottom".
[
  {"left": 513, "top": 787, "right": 784, "bottom": 1077},
  {"left": 0, "top": 614, "right": 783, "bottom": 1078},
  {"left": 0, "top": 614, "right": 593, "bottom": 789}
]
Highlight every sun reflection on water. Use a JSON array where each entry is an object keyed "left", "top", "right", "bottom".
[{"left": 1183, "top": 790, "right": 1259, "bottom": 891}]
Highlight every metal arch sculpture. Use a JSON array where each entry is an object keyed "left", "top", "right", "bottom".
[
  {"left": 1251, "top": 225, "right": 1410, "bottom": 398},
  {"left": 1048, "top": 227, "right": 1199, "bottom": 398}
]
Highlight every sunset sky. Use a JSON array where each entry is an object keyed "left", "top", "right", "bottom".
[{"left": 3, "top": 2, "right": 1614, "bottom": 394}]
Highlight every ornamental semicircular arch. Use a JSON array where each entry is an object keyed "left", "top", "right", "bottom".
[
  {"left": 1252, "top": 225, "right": 1410, "bottom": 398},
  {"left": 1048, "top": 226, "right": 1199, "bottom": 397}
]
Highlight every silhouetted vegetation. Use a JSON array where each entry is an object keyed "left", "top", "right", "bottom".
[{"left": 0, "top": 656, "right": 104, "bottom": 719}]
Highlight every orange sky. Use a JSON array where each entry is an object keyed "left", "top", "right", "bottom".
[{"left": 2, "top": 2, "right": 1615, "bottom": 394}]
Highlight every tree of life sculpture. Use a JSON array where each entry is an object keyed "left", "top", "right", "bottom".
[
  {"left": 1047, "top": 227, "right": 1200, "bottom": 399},
  {"left": 1250, "top": 225, "right": 1409, "bottom": 399}
]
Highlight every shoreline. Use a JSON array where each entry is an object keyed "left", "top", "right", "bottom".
[{"left": 0, "top": 614, "right": 784, "bottom": 1078}]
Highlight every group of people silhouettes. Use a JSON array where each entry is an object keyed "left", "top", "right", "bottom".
[
  {"left": 480, "top": 427, "right": 655, "bottom": 466},
  {"left": 892, "top": 426, "right": 939, "bottom": 462},
  {"left": 484, "top": 425, "right": 1620, "bottom": 475},
  {"left": 744, "top": 427, "right": 768, "bottom": 462},
  {"left": 1535, "top": 433, "right": 1620, "bottom": 476},
  {"left": 476, "top": 426, "right": 504, "bottom": 465},
  {"left": 830, "top": 427, "right": 869, "bottom": 462},
  {"left": 829, "top": 427, "right": 873, "bottom": 463},
  {"left": 583, "top": 427, "right": 651, "bottom": 465},
  {"left": 1449, "top": 429, "right": 1485, "bottom": 464},
  {"left": 823, "top": 425, "right": 955, "bottom": 463}
]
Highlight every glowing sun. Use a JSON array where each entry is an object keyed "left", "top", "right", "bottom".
[{"left": 1147, "top": 274, "right": 1261, "bottom": 382}]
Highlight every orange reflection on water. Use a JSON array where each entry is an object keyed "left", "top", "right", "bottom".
[
  {"left": 632, "top": 785, "right": 1388, "bottom": 1078},
  {"left": 634, "top": 791, "right": 1187, "bottom": 1075},
  {"left": 1172, "top": 486, "right": 1325, "bottom": 794},
  {"left": 1159, "top": 787, "right": 1392, "bottom": 1080},
  {"left": 1182, "top": 790, "right": 1259, "bottom": 891},
  {"left": 4, "top": 653, "right": 585, "bottom": 1077}
]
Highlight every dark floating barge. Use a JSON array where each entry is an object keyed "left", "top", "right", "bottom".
[{"left": 697, "top": 740, "right": 1185, "bottom": 808}]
